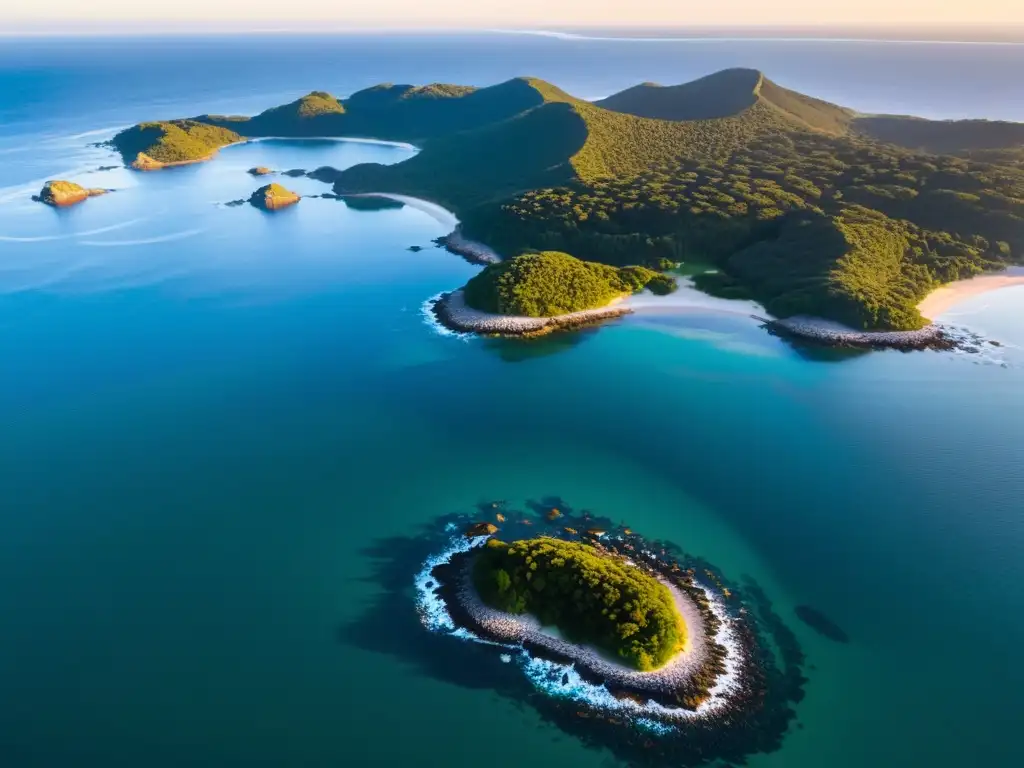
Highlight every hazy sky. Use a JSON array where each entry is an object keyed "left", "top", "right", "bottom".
[{"left": 5, "top": 2, "right": 1024, "bottom": 32}]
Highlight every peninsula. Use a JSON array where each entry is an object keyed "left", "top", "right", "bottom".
[
  {"left": 112, "top": 69, "right": 1024, "bottom": 334},
  {"left": 433, "top": 250, "right": 675, "bottom": 336}
]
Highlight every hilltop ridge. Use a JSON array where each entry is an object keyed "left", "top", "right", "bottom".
[{"left": 596, "top": 68, "right": 853, "bottom": 135}]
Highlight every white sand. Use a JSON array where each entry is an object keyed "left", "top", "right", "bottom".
[{"left": 918, "top": 267, "right": 1024, "bottom": 319}]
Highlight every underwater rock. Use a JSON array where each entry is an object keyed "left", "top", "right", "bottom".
[{"left": 794, "top": 605, "right": 849, "bottom": 643}]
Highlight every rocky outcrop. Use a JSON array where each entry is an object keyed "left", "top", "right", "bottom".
[
  {"left": 770, "top": 316, "right": 954, "bottom": 350},
  {"left": 464, "top": 522, "right": 498, "bottom": 538},
  {"left": 249, "top": 183, "right": 300, "bottom": 211},
  {"left": 248, "top": 166, "right": 273, "bottom": 176},
  {"left": 38, "top": 180, "right": 108, "bottom": 207},
  {"left": 436, "top": 230, "right": 501, "bottom": 265},
  {"left": 131, "top": 152, "right": 165, "bottom": 171}
]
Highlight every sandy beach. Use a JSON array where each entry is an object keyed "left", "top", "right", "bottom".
[{"left": 918, "top": 267, "right": 1024, "bottom": 319}]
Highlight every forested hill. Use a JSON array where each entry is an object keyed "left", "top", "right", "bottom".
[
  {"left": 194, "top": 78, "right": 572, "bottom": 142},
  {"left": 596, "top": 68, "right": 854, "bottom": 135},
  {"left": 112, "top": 70, "right": 1024, "bottom": 331}
]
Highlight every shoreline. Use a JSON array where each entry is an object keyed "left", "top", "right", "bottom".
[
  {"left": 768, "top": 315, "right": 953, "bottom": 350},
  {"left": 432, "top": 289, "right": 631, "bottom": 337},
  {"left": 127, "top": 135, "right": 416, "bottom": 171},
  {"left": 431, "top": 543, "right": 738, "bottom": 712},
  {"left": 918, "top": 266, "right": 1024, "bottom": 319}
]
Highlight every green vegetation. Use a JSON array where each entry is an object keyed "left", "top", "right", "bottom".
[
  {"left": 111, "top": 120, "right": 242, "bottom": 164},
  {"left": 473, "top": 537, "right": 685, "bottom": 671},
  {"left": 854, "top": 115, "right": 1024, "bottom": 154},
  {"left": 463, "top": 251, "right": 674, "bottom": 317},
  {"left": 249, "top": 183, "right": 300, "bottom": 210},
  {"left": 596, "top": 68, "right": 853, "bottom": 134},
  {"left": 459, "top": 128, "right": 1022, "bottom": 329},
  {"left": 116, "top": 70, "right": 1024, "bottom": 329}
]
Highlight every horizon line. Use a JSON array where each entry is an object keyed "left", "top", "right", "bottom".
[{"left": 2, "top": 23, "right": 1024, "bottom": 44}]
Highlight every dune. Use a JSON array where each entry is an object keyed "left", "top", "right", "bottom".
[{"left": 918, "top": 267, "right": 1024, "bottom": 319}]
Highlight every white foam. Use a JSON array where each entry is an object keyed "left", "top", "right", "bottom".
[
  {"left": 0, "top": 218, "right": 146, "bottom": 243},
  {"left": 78, "top": 228, "right": 205, "bottom": 247},
  {"left": 420, "top": 292, "right": 471, "bottom": 340}
]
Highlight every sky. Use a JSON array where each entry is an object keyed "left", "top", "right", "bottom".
[{"left": 4, "top": 2, "right": 1024, "bottom": 33}]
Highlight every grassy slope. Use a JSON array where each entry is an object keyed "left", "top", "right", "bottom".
[{"left": 332, "top": 81, "right": 795, "bottom": 207}]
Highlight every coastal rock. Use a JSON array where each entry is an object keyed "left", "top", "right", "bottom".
[
  {"left": 248, "top": 166, "right": 273, "bottom": 176},
  {"left": 131, "top": 152, "right": 165, "bottom": 171},
  {"left": 436, "top": 230, "right": 502, "bottom": 265},
  {"left": 770, "top": 316, "right": 954, "bottom": 351},
  {"left": 249, "top": 183, "right": 300, "bottom": 211},
  {"left": 433, "top": 290, "right": 631, "bottom": 339},
  {"left": 464, "top": 522, "right": 498, "bottom": 538},
  {"left": 38, "top": 180, "right": 108, "bottom": 207}
]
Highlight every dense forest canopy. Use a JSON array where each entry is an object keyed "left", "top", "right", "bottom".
[
  {"left": 473, "top": 537, "right": 686, "bottom": 671},
  {"left": 113, "top": 69, "right": 1024, "bottom": 330},
  {"left": 463, "top": 251, "right": 675, "bottom": 317}
]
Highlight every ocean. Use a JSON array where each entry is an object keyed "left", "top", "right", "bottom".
[{"left": 0, "top": 32, "right": 1022, "bottom": 768}]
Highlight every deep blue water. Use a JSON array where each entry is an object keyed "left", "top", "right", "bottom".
[{"left": 0, "top": 33, "right": 1023, "bottom": 768}]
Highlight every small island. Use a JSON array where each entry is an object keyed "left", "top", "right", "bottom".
[
  {"left": 414, "top": 502, "right": 808, "bottom": 763},
  {"left": 433, "top": 250, "right": 676, "bottom": 336},
  {"left": 249, "top": 183, "right": 300, "bottom": 211},
  {"left": 37, "top": 180, "right": 108, "bottom": 207},
  {"left": 474, "top": 537, "right": 685, "bottom": 670}
]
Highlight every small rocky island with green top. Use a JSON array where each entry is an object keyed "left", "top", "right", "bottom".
[
  {"left": 249, "top": 183, "right": 300, "bottom": 211},
  {"left": 36, "top": 180, "right": 108, "bottom": 207},
  {"left": 111, "top": 68, "right": 1024, "bottom": 345},
  {"left": 415, "top": 501, "right": 809, "bottom": 766}
]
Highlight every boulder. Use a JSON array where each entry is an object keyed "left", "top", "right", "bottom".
[
  {"left": 464, "top": 522, "right": 498, "bottom": 538},
  {"left": 249, "top": 183, "right": 300, "bottom": 211},
  {"left": 38, "top": 180, "right": 107, "bottom": 207},
  {"left": 248, "top": 166, "right": 273, "bottom": 176}
]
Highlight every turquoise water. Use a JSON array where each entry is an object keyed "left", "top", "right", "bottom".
[{"left": 2, "top": 34, "right": 1024, "bottom": 768}]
